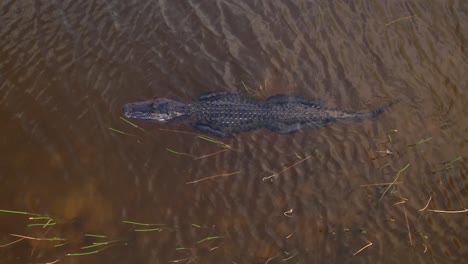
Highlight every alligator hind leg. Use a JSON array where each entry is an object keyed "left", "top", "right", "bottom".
[
  {"left": 267, "top": 121, "right": 324, "bottom": 134},
  {"left": 194, "top": 123, "right": 232, "bottom": 138}
]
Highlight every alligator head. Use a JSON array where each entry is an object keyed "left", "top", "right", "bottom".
[{"left": 123, "top": 98, "right": 189, "bottom": 122}]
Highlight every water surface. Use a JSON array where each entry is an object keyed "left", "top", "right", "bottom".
[{"left": 0, "top": 1, "right": 467, "bottom": 263}]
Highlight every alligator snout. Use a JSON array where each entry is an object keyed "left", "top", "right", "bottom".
[
  {"left": 122, "top": 101, "right": 155, "bottom": 120},
  {"left": 123, "top": 104, "right": 129, "bottom": 116},
  {"left": 123, "top": 103, "right": 135, "bottom": 118}
]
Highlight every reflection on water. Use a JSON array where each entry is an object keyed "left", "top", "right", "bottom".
[{"left": 0, "top": 1, "right": 467, "bottom": 263}]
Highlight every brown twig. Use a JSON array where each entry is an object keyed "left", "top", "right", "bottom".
[
  {"left": 108, "top": 128, "right": 137, "bottom": 137},
  {"left": 352, "top": 241, "right": 373, "bottom": 256},
  {"left": 167, "top": 147, "right": 230, "bottom": 161},
  {"left": 120, "top": 117, "right": 146, "bottom": 132},
  {"left": 402, "top": 205, "right": 413, "bottom": 246},
  {"left": 9, "top": 234, "right": 65, "bottom": 241},
  {"left": 169, "top": 257, "right": 194, "bottom": 263},
  {"left": 209, "top": 243, "right": 223, "bottom": 251},
  {"left": 166, "top": 148, "right": 196, "bottom": 159},
  {"left": 42, "top": 218, "right": 54, "bottom": 228},
  {"left": 392, "top": 200, "right": 413, "bottom": 246},
  {"left": 427, "top": 208, "right": 468, "bottom": 214},
  {"left": 418, "top": 196, "right": 432, "bottom": 212},
  {"left": 186, "top": 171, "right": 241, "bottom": 184},
  {"left": 195, "top": 149, "right": 230, "bottom": 160},
  {"left": 159, "top": 128, "right": 230, "bottom": 148},
  {"left": 360, "top": 182, "right": 403, "bottom": 187},
  {"left": 283, "top": 209, "right": 293, "bottom": 217},
  {"left": 0, "top": 237, "right": 25, "bottom": 247},
  {"left": 262, "top": 156, "right": 312, "bottom": 181},
  {"left": 44, "top": 259, "right": 60, "bottom": 264},
  {"left": 393, "top": 200, "right": 406, "bottom": 206},
  {"left": 423, "top": 244, "right": 428, "bottom": 253},
  {"left": 385, "top": 15, "right": 416, "bottom": 26},
  {"left": 159, "top": 128, "right": 199, "bottom": 136}
]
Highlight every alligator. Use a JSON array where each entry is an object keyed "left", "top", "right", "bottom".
[{"left": 123, "top": 92, "right": 397, "bottom": 138}]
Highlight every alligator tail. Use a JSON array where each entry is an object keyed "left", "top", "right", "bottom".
[{"left": 341, "top": 99, "right": 400, "bottom": 123}]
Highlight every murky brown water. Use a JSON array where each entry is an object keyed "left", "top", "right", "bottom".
[{"left": 1, "top": 1, "right": 467, "bottom": 263}]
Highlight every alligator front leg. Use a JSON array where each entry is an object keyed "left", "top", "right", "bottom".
[{"left": 193, "top": 123, "right": 232, "bottom": 138}]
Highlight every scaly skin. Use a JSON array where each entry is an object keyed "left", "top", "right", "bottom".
[{"left": 123, "top": 92, "right": 397, "bottom": 137}]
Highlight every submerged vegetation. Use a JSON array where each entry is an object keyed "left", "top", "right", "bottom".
[
  {"left": 0, "top": 209, "right": 226, "bottom": 263},
  {"left": 2, "top": 90, "right": 465, "bottom": 263}
]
